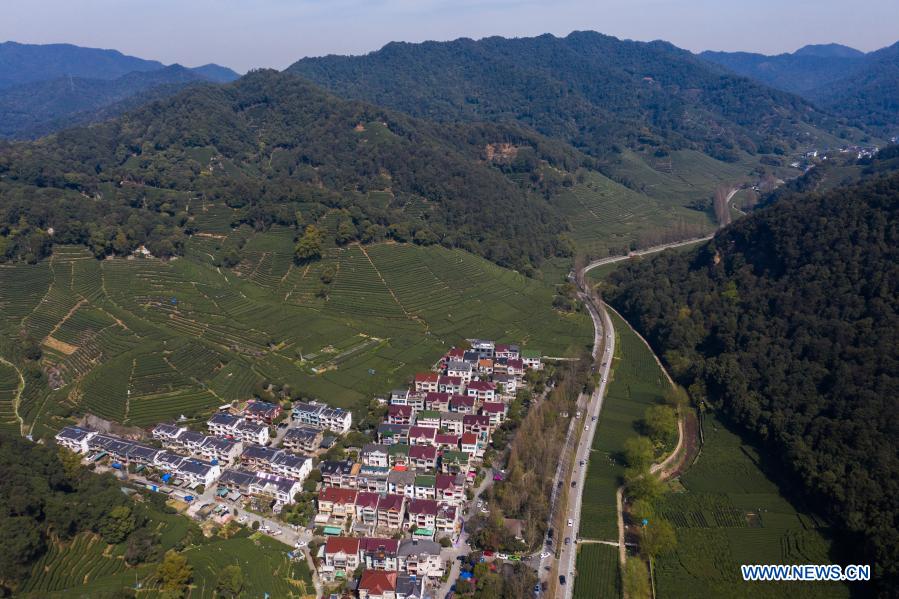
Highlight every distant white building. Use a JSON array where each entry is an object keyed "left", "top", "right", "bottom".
[
  {"left": 291, "top": 401, "right": 352, "bottom": 434},
  {"left": 55, "top": 426, "right": 97, "bottom": 453}
]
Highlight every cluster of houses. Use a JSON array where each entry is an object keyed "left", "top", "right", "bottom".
[
  {"left": 56, "top": 399, "right": 353, "bottom": 511},
  {"left": 311, "top": 340, "right": 541, "bottom": 593},
  {"left": 55, "top": 339, "right": 542, "bottom": 598}
]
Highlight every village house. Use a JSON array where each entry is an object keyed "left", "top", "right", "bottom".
[
  {"left": 387, "top": 444, "right": 410, "bottom": 469},
  {"left": 316, "top": 487, "right": 358, "bottom": 525},
  {"left": 461, "top": 350, "right": 480, "bottom": 365},
  {"left": 387, "top": 404, "right": 414, "bottom": 426},
  {"left": 357, "top": 570, "right": 398, "bottom": 599},
  {"left": 435, "top": 503, "right": 460, "bottom": 538},
  {"left": 520, "top": 350, "right": 542, "bottom": 370},
  {"left": 469, "top": 339, "right": 495, "bottom": 358},
  {"left": 282, "top": 426, "right": 322, "bottom": 453},
  {"left": 460, "top": 432, "right": 481, "bottom": 457},
  {"left": 390, "top": 388, "right": 411, "bottom": 405},
  {"left": 218, "top": 468, "right": 257, "bottom": 496},
  {"left": 445, "top": 361, "right": 473, "bottom": 383},
  {"left": 387, "top": 469, "right": 416, "bottom": 498},
  {"left": 206, "top": 412, "right": 242, "bottom": 438},
  {"left": 126, "top": 443, "right": 161, "bottom": 466},
  {"left": 413, "top": 373, "right": 439, "bottom": 393},
  {"left": 492, "top": 373, "right": 517, "bottom": 396},
  {"left": 408, "top": 445, "right": 437, "bottom": 470},
  {"left": 355, "top": 491, "right": 381, "bottom": 530},
  {"left": 235, "top": 420, "right": 270, "bottom": 445},
  {"left": 506, "top": 357, "right": 526, "bottom": 377},
  {"left": 240, "top": 445, "right": 278, "bottom": 470},
  {"left": 377, "top": 494, "right": 407, "bottom": 531},
  {"left": 377, "top": 423, "right": 410, "bottom": 445},
  {"left": 362, "top": 444, "right": 390, "bottom": 468},
  {"left": 243, "top": 400, "right": 281, "bottom": 424},
  {"left": 423, "top": 391, "right": 450, "bottom": 412},
  {"left": 440, "top": 450, "right": 471, "bottom": 474},
  {"left": 356, "top": 465, "right": 390, "bottom": 494},
  {"left": 269, "top": 451, "right": 313, "bottom": 481},
  {"left": 176, "top": 458, "right": 221, "bottom": 487},
  {"left": 361, "top": 537, "right": 400, "bottom": 571},
  {"left": 55, "top": 426, "right": 98, "bottom": 453},
  {"left": 494, "top": 343, "right": 520, "bottom": 359},
  {"left": 413, "top": 410, "right": 441, "bottom": 430},
  {"left": 436, "top": 473, "right": 466, "bottom": 505},
  {"left": 319, "top": 460, "right": 360, "bottom": 488},
  {"left": 407, "top": 499, "right": 439, "bottom": 537},
  {"left": 477, "top": 358, "right": 494, "bottom": 374},
  {"left": 448, "top": 394, "right": 476, "bottom": 414},
  {"left": 408, "top": 425, "right": 437, "bottom": 446},
  {"left": 463, "top": 414, "right": 492, "bottom": 438},
  {"left": 248, "top": 472, "right": 303, "bottom": 506},
  {"left": 199, "top": 436, "right": 242, "bottom": 464},
  {"left": 439, "top": 412, "right": 464, "bottom": 435},
  {"left": 321, "top": 536, "right": 361, "bottom": 582},
  {"left": 480, "top": 401, "right": 507, "bottom": 426},
  {"left": 434, "top": 432, "right": 461, "bottom": 451},
  {"left": 466, "top": 380, "right": 496, "bottom": 402},
  {"left": 413, "top": 474, "right": 436, "bottom": 500},
  {"left": 175, "top": 430, "right": 207, "bottom": 455},
  {"left": 291, "top": 401, "right": 352, "bottom": 433},
  {"left": 151, "top": 423, "right": 187, "bottom": 446},
  {"left": 398, "top": 538, "right": 445, "bottom": 579},
  {"left": 437, "top": 375, "right": 464, "bottom": 395},
  {"left": 154, "top": 450, "right": 186, "bottom": 472}
]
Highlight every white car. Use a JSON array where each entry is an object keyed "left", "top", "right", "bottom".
[
  {"left": 295, "top": 540, "right": 307, "bottom": 548},
  {"left": 497, "top": 552, "right": 509, "bottom": 560},
  {"left": 238, "top": 516, "right": 247, "bottom": 523},
  {"left": 271, "top": 530, "right": 282, "bottom": 536},
  {"left": 540, "top": 551, "right": 552, "bottom": 559},
  {"left": 567, "top": 518, "right": 573, "bottom": 527},
  {"left": 584, "top": 424, "right": 589, "bottom": 431}
]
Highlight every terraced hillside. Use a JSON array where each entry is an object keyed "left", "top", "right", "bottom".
[{"left": 0, "top": 211, "right": 591, "bottom": 438}]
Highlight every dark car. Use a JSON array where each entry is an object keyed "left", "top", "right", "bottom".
[
  {"left": 571, "top": 480, "right": 577, "bottom": 487},
  {"left": 559, "top": 575, "right": 567, "bottom": 585},
  {"left": 564, "top": 537, "right": 571, "bottom": 545}
]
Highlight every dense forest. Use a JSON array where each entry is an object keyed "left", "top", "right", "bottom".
[
  {"left": 606, "top": 169, "right": 898, "bottom": 591},
  {"left": 0, "top": 70, "right": 587, "bottom": 271},
  {"left": 0, "top": 433, "right": 168, "bottom": 594},
  {"left": 289, "top": 31, "right": 854, "bottom": 162}
]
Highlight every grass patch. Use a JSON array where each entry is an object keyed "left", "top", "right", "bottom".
[{"left": 573, "top": 543, "right": 621, "bottom": 599}]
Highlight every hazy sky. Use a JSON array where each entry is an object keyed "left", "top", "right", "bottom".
[{"left": 4, "top": 0, "right": 898, "bottom": 73}]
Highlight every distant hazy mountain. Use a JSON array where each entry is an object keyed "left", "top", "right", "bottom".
[
  {"left": 0, "top": 64, "right": 223, "bottom": 138},
  {"left": 0, "top": 42, "right": 240, "bottom": 138},
  {"left": 0, "top": 41, "right": 165, "bottom": 88},
  {"left": 288, "top": 31, "right": 846, "bottom": 163},
  {"left": 699, "top": 48, "right": 865, "bottom": 96},
  {"left": 793, "top": 43, "right": 865, "bottom": 59},
  {"left": 700, "top": 41, "right": 899, "bottom": 135}
]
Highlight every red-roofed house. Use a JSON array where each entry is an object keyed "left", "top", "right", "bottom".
[
  {"left": 409, "top": 445, "right": 438, "bottom": 470},
  {"left": 358, "top": 570, "right": 398, "bottom": 599},
  {"left": 414, "top": 372, "right": 439, "bottom": 393},
  {"left": 407, "top": 499, "right": 439, "bottom": 532},
  {"left": 437, "top": 376, "right": 463, "bottom": 395},
  {"left": 507, "top": 358, "right": 526, "bottom": 376},
  {"left": 424, "top": 392, "right": 451, "bottom": 412},
  {"left": 408, "top": 426, "right": 437, "bottom": 446},
  {"left": 460, "top": 433, "right": 481, "bottom": 457},
  {"left": 377, "top": 494, "right": 406, "bottom": 532},
  {"left": 355, "top": 491, "right": 381, "bottom": 528},
  {"left": 387, "top": 404, "right": 414, "bottom": 425},
  {"left": 477, "top": 358, "right": 494, "bottom": 374},
  {"left": 494, "top": 344, "right": 520, "bottom": 359},
  {"left": 448, "top": 394, "right": 475, "bottom": 414},
  {"left": 321, "top": 536, "right": 361, "bottom": 581},
  {"left": 463, "top": 414, "right": 491, "bottom": 437},
  {"left": 481, "top": 401, "right": 507, "bottom": 426},
  {"left": 466, "top": 380, "right": 496, "bottom": 402},
  {"left": 434, "top": 433, "right": 460, "bottom": 451},
  {"left": 317, "top": 487, "right": 358, "bottom": 525},
  {"left": 436, "top": 503, "right": 461, "bottom": 538},
  {"left": 444, "top": 347, "right": 464, "bottom": 362},
  {"left": 436, "top": 473, "right": 465, "bottom": 505}
]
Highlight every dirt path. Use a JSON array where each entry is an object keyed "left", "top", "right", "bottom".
[{"left": 0, "top": 357, "right": 26, "bottom": 436}]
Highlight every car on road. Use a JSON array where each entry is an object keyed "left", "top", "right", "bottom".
[
  {"left": 567, "top": 518, "right": 573, "bottom": 527},
  {"left": 564, "top": 537, "right": 571, "bottom": 545},
  {"left": 271, "top": 530, "right": 282, "bottom": 536},
  {"left": 559, "top": 575, "right": 567, "bottom": 585},
  {"left": 238, "top": 516, "right": 247, "bottom": 523},
  {"left": 571, "top": 480, "right": 576, "bottom": 487},
  {"left": 295, "top": 540, "right": 306, "bottom": 548},
  {"left": 497, "top": 552, "right": 509, "bottom": 560},
  {"left": 547, "top": 528, "right": 554, "bottom": 540},
  {"left": 540, "top": 551, "right": 551, "bottom": 559},
  {"left": 579, "top": 459, "right": 586, "bottom": 466},
  {"left": 592, "top": 416, "right": 597, "bottom": 422}
]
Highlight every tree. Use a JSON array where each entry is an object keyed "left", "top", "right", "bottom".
[
  {"left": 642, "top": 405, "right": 677, "bottom": 445},
  {"left": 156, "top": 550, "right": 192, "bottom": 596},
  {"left": 99, "top": 505, "right": 136, "bottom": 544},
  {"left": 623, "top": 436, "right": 654, "bottom": 471},
  {"left": 640, "top": 518, "right": 677, "bottom": 558},
  {"left": 294, "top": 225, "right": 323, "bottom": 263},
  {"left": 215, "top": 564, "right": 244, "bottom": 598}
]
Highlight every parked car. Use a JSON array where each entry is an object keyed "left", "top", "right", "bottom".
[
  {"left": 571, "top": 480, "right": 577, "bottom": 487},
  {"left": 567, "top": 518, "right": 573, "bottom": 527},
  {"left": 559, "top": 575, "right": 567, "bottom": 585},
  {"left": 564, "top": 537, "right": 571, "bottom": 545}
]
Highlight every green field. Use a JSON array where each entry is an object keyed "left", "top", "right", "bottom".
[
  {"left": 0, "top": 212, "right": 591, "bottom": 437},
  {"left": 652, "top": 415, "right": 849, "bottom": 599},
  {"left": 573, "top": 543, "right": 621, "bottom": 599},
  {"left": 17, "top": 526, "right": 313, "bottom": 598},
  {"left": 579, "top": 311, "right": 672, "bottom": 541}
]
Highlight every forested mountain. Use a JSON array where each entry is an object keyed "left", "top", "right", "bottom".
[
  {"left": 0, "top": 69, "right": 586, "bottom": 270},
  {"left": 288, "top": 31, "right": 851, "bottom": 163},
  {"left": 605, "top": 161, "right": 899, "bottom": 591},
  {"left": 0, "top": 41, "right": 165, "bottom": 88},
  {"left": 700, "top": 41, "right": 899, "bottom": 136},
  {"left": 0, "top": 65, "right": 222, "bottom": 139}
]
